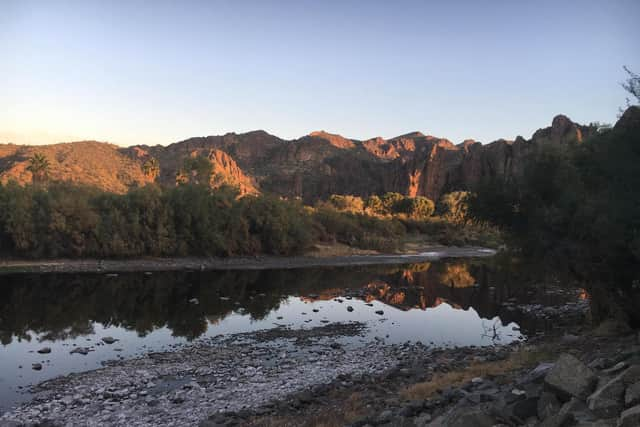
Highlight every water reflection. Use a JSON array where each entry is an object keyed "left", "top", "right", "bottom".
[
  {"left": 0, "top": 257, "right": 587, "bottom": 410},
  {"left": 0, "top": 258, "right": 579, "bottom": 346}
]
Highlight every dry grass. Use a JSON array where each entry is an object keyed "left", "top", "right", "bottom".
[
  {"left": 401, "top": 346, "right": 555, "bottom": 400},
  {"left": 305, "top": 242, "right": 380, "bottom": 257},
  {"left": 247, "top": 391, "right": 367, "bottom": 427}
]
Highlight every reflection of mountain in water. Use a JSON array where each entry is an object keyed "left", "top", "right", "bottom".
[{"left": 0, "top": 258, "right": 580, "bottom": 344}]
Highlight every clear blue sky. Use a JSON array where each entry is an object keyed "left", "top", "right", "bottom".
[{"left": 1, "top": 0, "right": 638, "bottom": 146}]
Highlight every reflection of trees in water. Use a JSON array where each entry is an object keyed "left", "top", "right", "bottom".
[{"left": 0, "top": 257, "right": 578, "bottom": 344}]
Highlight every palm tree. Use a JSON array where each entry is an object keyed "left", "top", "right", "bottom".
[
  {"left": 26, "top": 153, "right": 50, "bottom": 184},
  {"left": 142, "top": 157, "right": 160, "bottom": 180}
]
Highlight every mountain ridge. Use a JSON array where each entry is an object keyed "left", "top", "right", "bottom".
[{"left": 0, "top": 113, "right": 600, "bottom": 201}]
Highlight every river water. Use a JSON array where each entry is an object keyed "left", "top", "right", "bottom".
[{"left": 0, "top": 256, "right": 584, "bottom": 412}]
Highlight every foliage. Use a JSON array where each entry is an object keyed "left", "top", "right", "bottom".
[
  {"left": 621, "top": 66, "right": 640, "bottom": 108},
  {"left": 141, "top": 157, "right": 160, "bottom": 180},
  {"left": 26, "top": 153, "right": 51, "bottom": 184},
  {"left": 177, "top": 155, "right": 213, "bottom": 185},
  {"left": 468, "top": 110, "right": 640, "bottom": 324},
  {"left": 437, "top": 191, "right": 471, "bottom": 224},
  {"left": 394, "top": 196, "right": 435, "bottom": 219},
  {"left": 327, "top": 194, "right": 364, "bottom": 213}
]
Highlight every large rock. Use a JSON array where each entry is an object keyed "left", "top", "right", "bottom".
[
  {"left": 618, "top": 404, "right": 640, "bottom": 427},
  {"left": 538, "top": 391, "right": 561, "bottom": 419},
  {"left": 545, "top": 354, "right": 597, "bottom": 400},
  {"left": 587, "top": 366, "right": 640, "bottom": 418},
  {"left": 625, "top": 381, "right": 640, "bottom": 407}
]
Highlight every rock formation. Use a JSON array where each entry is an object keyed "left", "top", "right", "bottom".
[{"left": 0, "top": 112, "right": 603, "bottom": 201}]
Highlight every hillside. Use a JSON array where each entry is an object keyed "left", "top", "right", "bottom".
[{"left": 0, "top": 115, "right": 597, "bottom": 201}]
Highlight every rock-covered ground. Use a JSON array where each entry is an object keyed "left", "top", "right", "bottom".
[
  {"left": 227, "top": 322, "right": 640, "bottom": 427},
  {"left": 2, "top": 290, "right": 636, "bottom": 427}
]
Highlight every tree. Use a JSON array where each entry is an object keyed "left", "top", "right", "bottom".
[
  {"left": 26, "top": 153, "right": 51, "bottom": 184},
  {"left": 178, "top": 155, "right": 213, "bottom": 185},
  {"left": 395, "top": 196, "right": 435, "bottom": 219},
  {"left": 437, "top": 191, "right": 471, "bottom": 224},
  {"left": 142, "top": 158, "right": 160, "bottom": 180},
  {"left": 327, "top": 194, "right": 364, "bottom": 212},
  {"left": 365, "top": 195, "right": 384, "bottom": 216},
  {"left": 621, "top": 66, "right": 640, "bottom": 107},
  {"left": 381, "top": 192, "right": 404, "bottom": 214}
]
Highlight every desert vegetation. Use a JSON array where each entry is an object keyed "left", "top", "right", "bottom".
[{"left": 0, "top": 175, "right": 498, "bottom": 259}]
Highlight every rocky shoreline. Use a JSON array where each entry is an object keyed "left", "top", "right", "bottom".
[
  {"left": 5, "top": 317, "right": 638, "bottom": 427},
  {"left": 0, "top": 247, "right": 496, "bottom": 274},
  {"left": 3, "top": 285, "right": 637, "bottom": 427}
]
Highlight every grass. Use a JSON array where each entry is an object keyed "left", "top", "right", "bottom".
[{"left": 400, "top": 346, "right": 556, "bottom": 400}]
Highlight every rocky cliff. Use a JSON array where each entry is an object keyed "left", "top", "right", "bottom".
[{"left": 0, "top": 113, "right": 600, "bottom": 201}]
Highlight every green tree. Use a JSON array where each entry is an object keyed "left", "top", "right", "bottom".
[
  {"left": 142, "top": 158, "right": 160, "bottom": 180},
  {"left": 437, "top": 191, "right": 471, "bottom": 224},
  {"left": 365, "top": 195, "right": 384, "bottom": 216},
  {"left": 26, "top": 153, "right": 51, "bottom": 184},
  {"left": 381, "top": 192, "right": 404, "bottom": 214},
  {"left": 395, "top": 196, "right": 435, "bottom": 219},
  {"left": 327, "top": 194, "right": 364, "bottom": 212}
]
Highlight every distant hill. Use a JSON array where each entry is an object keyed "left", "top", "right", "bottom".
[{"left": 0, "top": 115, "right": 597, "bottom": 201}]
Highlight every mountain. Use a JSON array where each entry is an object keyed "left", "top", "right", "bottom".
[{"left": 0, "top": 115, "right": 598, "bottom": 201}]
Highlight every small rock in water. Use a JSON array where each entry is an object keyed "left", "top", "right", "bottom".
[
  {"left": 347, "top": 306, "right": 354, "bottom": 312},
  {"left": 188, "top": 298, "right": 199, "bottom": 305},
  {"left": 312, "top": 309, "right": 319, "bottom": 313},
  {"left": 102, "top": 337, "right": 118, "bottom": 345},
  {"left": 70, "top": 347, "right": 90, "bottom": 355},
  {"left": 37, "top": 347, "right": 52, "bottom": 354},
  {"left": 375, "top": 310, "right": 384, "bottom": 315},
  {"left": 32, "top": 363, "right": 42, "bottom": 371}
]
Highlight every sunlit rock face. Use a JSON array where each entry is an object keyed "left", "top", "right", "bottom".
[{"left": 0, "top": 114, "right": 602, "bottom": 200}]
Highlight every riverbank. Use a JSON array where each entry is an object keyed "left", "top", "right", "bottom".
[
  {"left": 3, "top": 317, "right": 637, "bottom": 427},
  {"left": 0, "top": 291, "right": 615, "bottom": 427},
  {"left": 0, "top": 246, "right": 496, "bottom": 274}
]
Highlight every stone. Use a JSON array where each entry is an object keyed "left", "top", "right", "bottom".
[
  {"left": 538, "top": 391, "right": 561, "bottom": 419},
  {"left": 588, "top": 365, "right": 640, "bottom": 416},
  {"left": 189, "top": 298, "right": 199, "bottom": 305},
  {"left": 602, "top": 362, "right": 627, "bottom": 375},
  {"left": 413, "top": 413, "right": 431, "bottom": 426},
  {"left": 445, "top": 407, "right": 496, "bottom": 427},
  {"left": 545, "top": 353, "right": 597, "bottom": 400},
  {"left": 377, "top": 409, "right": 393, "bottom": 423},
  {"left": 527, "top": 362, "right": 555, "bottom": 384},
  {"left": 37, "top": 347, "right": 52, "bottom": 354},
  {"left": 510, "top": 396, "right": 539, "bottom": 420},
  {"left": 70, "top": 347, "right": 90, "bottom": 355},
  {"left": 625, "top": 381, "right": 640, "bottom": 407},
  {"left": 347, "top": 306, "right": 354, "bottom": 312},
  {"left": 593, "top": 319, "right": 633, "bottom": 338},
  {"left": 31, "top": 363, "right": 42, "bottom": 371},
  {"left": 101, "top": 337, "right": 118, "bottom": 345},
  {"left": 618, "top": 404, "right": 640, "bottom": 427},
  {"left": 375, "top": 310, "right": 384, "bottom": 315}
]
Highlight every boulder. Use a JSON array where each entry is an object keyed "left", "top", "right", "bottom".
[
  {"left": 545, "top": 354, "right": 597, "bottom": 400},
  {"left": 587, "top": 375, "right": 625, "bottom": 418},
  {"left": 593, "top": 319, "right": 633, "bottom": 338},
  {"left": 625, "top": 381, "right": 640, "bottom": 408},
  {"left": 585, "top": 365, "right": 640, "bottom": 418},
  {"left": 445, "top": 407, "right": 496, "bottom": 427},
  {"left": 618, "top": 404, "right": 640, "bottom": 427},
  {"left": 509, "top": 396, "right": 539, "bottom": 420},
  {"left": 538, "top": 391, "right": 561, "bottom": 419}
]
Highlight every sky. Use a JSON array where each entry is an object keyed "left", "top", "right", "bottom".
[{"left": 1, "top": 0, "right": 639, "bottom": 146}]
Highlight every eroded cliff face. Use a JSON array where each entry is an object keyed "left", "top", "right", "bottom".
[{"left": 0, "top": 113, "right": 599, "bottom": 200}]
